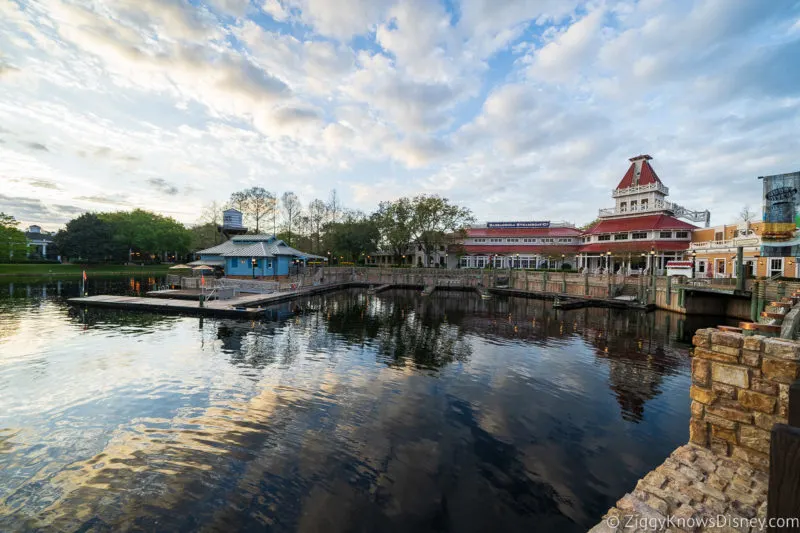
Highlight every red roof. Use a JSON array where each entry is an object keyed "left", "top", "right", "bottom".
[
  {"left": 462, "top": 245, "right": 581, "bottom": 255},
  {"left": 580, "top": 241, "right": 690, "bottom": 253},
  {"left": 467, "top": 227, "right": 582, "bottom": 237},
  {"left": 615, "top": 157, "right": 663, "bottom": 190},
  {"left": 585, "top": 214, "right": 696, "bottom": 234}
]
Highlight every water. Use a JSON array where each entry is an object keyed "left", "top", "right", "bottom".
[{"left": 0, "top": 278, "right": 715, "bottom": 532}]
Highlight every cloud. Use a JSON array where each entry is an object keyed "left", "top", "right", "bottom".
[
  {"left": 75, "top": 194, "right": 132, "bottom": 206},
  {"left": 147, "top": 178, "right": 180, "bottom": 196},
  {"left": 0, "top": 194, "right": 83, "bottom": 224},
  {"left": 25, "top": 142, "right": 49, "bottom": 151}
]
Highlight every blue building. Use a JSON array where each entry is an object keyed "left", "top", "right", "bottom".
[{"left": 191, "top": 235, "right": 323, "bottom": 278}]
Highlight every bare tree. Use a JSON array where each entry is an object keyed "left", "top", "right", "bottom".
[
  {"left": 740, "top": 205, "right": 757, "bottom": 224},
  {"left": 199, "top": 201, "right": 223, "bottom": 244},
  {"left": 327, "top": 189, "right": 341, "bottom": 224},
  {"left": 231, "top": 187, "right": 274, "bottom": 233},
  {"left": 308, "top": 199, "right": 327, "bottom": 253},
  {"left": 281, "top": 192, "right": 302, "bottom": 245}
]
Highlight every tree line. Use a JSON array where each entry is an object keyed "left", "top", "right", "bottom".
[
  {"left": 4, "top": 189, "right": 473, "bottom": 266},
  {"left": 194, "top": 188, "right": 474, "bottom": 266}
]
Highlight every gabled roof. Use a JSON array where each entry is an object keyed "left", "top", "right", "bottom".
[
  {"left": 197, "top": 236, "right": 323, "bottom": 259},
  {"left": 616, "top": 157, "right": 663, "bottom": 190},
  {"left": 585, "top": 214, "right": 696, "bottom": 234}
]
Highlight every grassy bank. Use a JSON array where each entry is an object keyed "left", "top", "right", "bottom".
[{"left": 0, "top": 264, "right": 174, "bottom": 277}]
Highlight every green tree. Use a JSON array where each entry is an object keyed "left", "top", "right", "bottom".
[
  {"left": 0, "top": 212, "right": 28, "bottom": 262},
  {"left": 409, "top": 195, "right": 474, "bottom": 267},
  {"left": 373, "top": 198, "right": 415, "bottom": 264},
  {"left": 53, "top": 213, "right": 117, "bottom": 263},
  {"left": 325, "top": 220, "right": 380, "bottom": 263},
  {"left": 101, "top": 209, "right": 191, "bottom": 261}
]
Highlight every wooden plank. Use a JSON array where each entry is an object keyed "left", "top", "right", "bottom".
[
  {"left": 768, "top": 424, "right": 800, "bottom": 532},
  {"left": 790, "top": 380, "right": 800, "bottom": 428}
]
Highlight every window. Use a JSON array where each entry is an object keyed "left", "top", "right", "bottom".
[
  {"left": 523, "top": 238, "right": 536, "bottom": 243},
  {"left": 640, "top": 199, "right": 648, "bottom": 209},
  {"left": 598, "top": 234, "right": 611, "bottom": 241},
  {"left": 614, "top": 233, "right": 629, "bottom": 240},
  {"left": 490, "top": 238, "right": 503, "bottom": 243},
  {"left": 460, "top": 257, "right": 469, "bottom": 267},
  {"left": 714, "top": 232, "right": 724, "bottom": 241},
  {"left": 477, "top": 258, "right": 485, "bottom": 267},
  {"left": 506, "top": 238, "right": 519, "bottom": 243},
  {"left": 541, "top": 238, "right": 554, "bottom": 243},
  {"left": 473, "top": 238, "right": 486, "bottom": 243},
  {"left": 620, "top": 202, "right": 627, "bottom": 212},
  {"left": 630, "top": 200, "right": 638, "bottom": 211},
  {"left": 557, "top": 238, "right": 572, "bottom": 243},
  {"left": 659, "top": 231, "right": 672, "bottom": 239},
  {"left": 675, "top": 231, "right": 689, "bottom": 239},
  {"left": 632, "top": 232, "right": 647, "bottom": 239},
  {"left": 770, "top": 258, "right": 784, "bottom": 277}
]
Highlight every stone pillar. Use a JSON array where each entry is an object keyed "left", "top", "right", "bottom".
[{"left": 690, "top": 330, "right": 800, "bottom": 471}]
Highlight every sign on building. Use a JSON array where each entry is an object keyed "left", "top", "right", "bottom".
[
  {"left": 761, "top": 171, "right": 800, "bottom": 257},
  {"left": 486, "top": 221, "right": 551, "bottom": 229}
]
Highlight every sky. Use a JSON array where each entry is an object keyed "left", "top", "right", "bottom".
[{"left": 0, "top": 0, "right": 798, "bottom": 231}]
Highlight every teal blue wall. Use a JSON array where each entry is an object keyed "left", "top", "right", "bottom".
[{"left": 225, "top": 257, "right": 276, "bottom": 277}]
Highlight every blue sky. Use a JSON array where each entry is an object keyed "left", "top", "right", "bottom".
[{"left": 0, "top": 0, "right": 798, "bottom": 230}]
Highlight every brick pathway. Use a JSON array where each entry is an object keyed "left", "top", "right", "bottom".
[{"left": 589, "top": 444, "right": 768, "bottom": 532}]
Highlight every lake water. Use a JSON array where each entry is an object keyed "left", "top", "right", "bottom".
[{"left": 0, "top": 277, "right": 718, "bottom": 532}]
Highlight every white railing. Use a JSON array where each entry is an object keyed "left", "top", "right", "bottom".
[
  {"left": 689, "top": 237, "right": 762, "bottom": 250},
  {"left": 598, "top": 201, "right": 674, "bottom": 218},
  {"left": 612, "top": 182, "right": 670, "bottom": 197}
]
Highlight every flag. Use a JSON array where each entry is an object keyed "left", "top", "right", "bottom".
[{"left": 83, "top": 270, "right": 87, "bottom": 281}]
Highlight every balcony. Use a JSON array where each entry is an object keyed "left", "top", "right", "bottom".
[
  {"left": 612, "top": 182, "right": 670, "bottom": 198},
  {"left": 598, "top": 201, "right": 674, "bottom": 218},
  {"left": 689, "top": 237, "right": 761, "bottom": 250}
]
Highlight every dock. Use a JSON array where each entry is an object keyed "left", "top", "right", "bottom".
[
  {"left": 69, "top": 282, "right": 367, "bottom": 317},
  {"left": 69, "top": 282, "right": 654, "bottom": 318}
]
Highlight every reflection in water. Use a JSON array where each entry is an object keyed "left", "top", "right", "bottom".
[{"left": 0, "top": 282, "right": 699, "bottom": 532}]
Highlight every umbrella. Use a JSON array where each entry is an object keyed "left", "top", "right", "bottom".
[
  {"left": 169, "top": 264, "right": 193, "bottom": 269},
  {"left": 192, "top": 265, "right": 215, "bottom": 271}
]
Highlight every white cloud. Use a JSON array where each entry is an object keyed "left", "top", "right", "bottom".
[{"left": 0, "top": 0, "right": 797, "bottom": 229}]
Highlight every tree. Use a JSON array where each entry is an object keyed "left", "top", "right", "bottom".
[
  {"left": 579, "top": 218, "right": 600, "bottom": 231},
  {"left": 199, "top": 201, "right": 223, "bottom": 245},
  {"left": 230, "top": 187, "right": 274, "bottom": 233},
  {"left": 308, "top": 199, "right": 327, "bottom": 253},
  {"left": 53, "top": 213, "right": 117, "bottom": 263},
  {"left": 0, "top": 212, "right": 27, "bottom": 262},
  {"left": 325, "top": 220, "right": 380, "bottom": 262},
  {"left": 373, "top": 199, "right": 415, "bottom": 264},
  {"left": 101, "top": 209, "right": 192, "bottom": 261},
  {"left": 409, "top": 195, "right": 474, "bottom": 267},
  {"left": 740, "top": 205, "right": 757, "bottom": 224},
  {"left": 189, "top": 222, "right": 221, "bottom": 251},
  {"left": 281, "top": 192, "right": 301, "bottom": 246},
  {"left": 328, "top": 189, "right": 341, "bottom": 224}
]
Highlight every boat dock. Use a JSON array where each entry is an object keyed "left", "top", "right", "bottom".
[{"left": 69, "top": 282, "right": 654, "bottom": 318}]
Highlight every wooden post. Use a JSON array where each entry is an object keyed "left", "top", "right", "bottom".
[
  {"left": 665, "top": 276, "right": 672, "bottom": 305},
  {"left": 736, "top": 246, "right": 745, "bottom": 292},
  {"left": 768, "top": 424, "right": 800, "bottom": 532},
  {"left": 791, "top": 380, "right": 800, "bottom": 428},
  {"left": 752, "top": 280, "right": 760, "bottom": 322}
]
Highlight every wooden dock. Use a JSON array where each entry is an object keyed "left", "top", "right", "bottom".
[
  {"left": 69, "top": 282, "right": 654, "bottom": 319},
  {"left": 69, "top": 282, "right": 368, "bottom": 317}
]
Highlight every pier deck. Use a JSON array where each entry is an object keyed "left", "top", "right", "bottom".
[{"left": 69, "top": 282, "right": 652, "bottom": 318}]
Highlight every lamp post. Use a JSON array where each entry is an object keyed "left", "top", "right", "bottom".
[
  {"left": 445, "top": 252, "right": 449, "bottom": 269},
  {"left": 691, "top": 250, "right": 697, "bottom": 279},
  {"left": 251, "top": 257, "right": 257, "bottom": 279},
  {"left": 650, "top": 247, "right": 656, "bottom": 277},
  {"left": 327, "top": 250, "right": 331, "bottom": 267},
  {"left": 606, "top": 251, "right": 612, "bottom": 273},
  {"left": 515, "top": 253, "right": 519, "bottom": 270},
  {"left": 561, "top": 253, "right": 565, "bottom": 270}
]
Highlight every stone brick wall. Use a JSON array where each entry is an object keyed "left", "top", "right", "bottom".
[{"left": 690, "top": 329, "right": 800, "bottom": 470}]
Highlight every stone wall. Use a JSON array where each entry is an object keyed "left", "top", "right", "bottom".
[{"left": 689, "top": 329, "right": 800, "bottom": 470}]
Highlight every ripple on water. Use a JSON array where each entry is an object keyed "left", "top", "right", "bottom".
[{"left": 0, "top": 285, "right": 693, "bottom": 532}]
